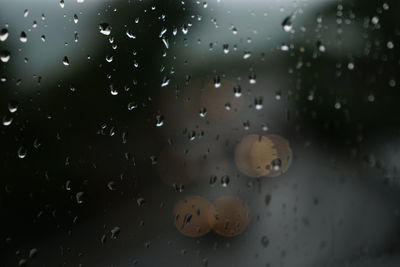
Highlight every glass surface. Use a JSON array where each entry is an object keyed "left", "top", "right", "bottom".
[{"left": 1, "top": 0, "right": 400, "bottom": 266}]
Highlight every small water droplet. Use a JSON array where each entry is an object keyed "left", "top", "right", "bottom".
[
  {"left": 17, "top": 146, "right": 27, "bottom": 159},
  {"left": 105, "top": 55, "right": 113, "bottom": 63},
  {"left": 233, "top": 85, "right": 242, "bottom": 98},
  {"left": 261, "top": 236, "right": 269, "bottom": 247},
  {"left": 199, "top": 107, "right": 207, "bottom": 117},
  {"left": 161, "top": 76, "right": 170, "bottom": 87},
  {"left": 156, "top": 114, "right": 164, "bottom": 127},
  {"left": 19, "top": 31, "right": 27, "bottom": 43},
  {"left": 254, "top": 97, "right": 263, "bottom": 110},
  {"left": 182, "top": 24, "right": 189, "bottom": 34},
  {"left": 249, "top": 73, "right": 256, "bottom": 84},
  {"left": 213, "top": 76, "right": 221, "bottom": 88},
  {"left": 126, "top": 29, "right": 136, "bottom": 39},
  {"left": 371, "top": 16, "right": 379, "bottom": 25},
  {"left": 209, "top": 175, "right": 217, "bottom": 186},
  {"left": 221, "top": 175, "right": 230, "bottom": 187},
  {"left": 107, "top": 181, "right": 116, "bottom": 191},
  {"left": 243, "top": 51, "right": 251, "bottom": 59},
  {"left": 137, "top": 197, "right": 145, "bottom": 207},
  {"left": 280, "top": 43, "right": 289, "bottom": 51},
  {"left": 73, "top": 14, "right": 79, "bottom": 24},
  {"left": 29, "top": 248, "right": 38, "bottom": 258},
  {"left": 111, "top": 226, "right": 120, "bottom": 239},
  {"left": 223, "top": 44, "right": 229, "bottom": 54},
  {"left": 8, "top": 100, "right": 18, "bottom": 113},
  {"left": 76, "top": 192, "right": 84, "bottom": 204},
  {"left": 128, "top": 102, "right": 137, "bottom": 110},
  {"left": 271, "top": 158, "right": 282, "bottom": 171}
]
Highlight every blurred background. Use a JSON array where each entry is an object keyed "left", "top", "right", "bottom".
[{"left": 1, "top": 0, "right": 400, "bottom": 266}]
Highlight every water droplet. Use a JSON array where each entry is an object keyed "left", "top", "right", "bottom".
[
  {"left": 271, "top": 158, "right": 282, "bottom": 171},
  {"left": 249, "top": 73, "right": 256, "bottom": 84},
  {"left": 209, "top": 175, "right": 217, "bottom": 186},
  {"left": 213, "top": 76, "right": 221, "bottom": 88},
  {"left": 265, "top": 194, "right": 271, "bottom": 205},
  {"left": 162, "top": 37, "right": 169, "bottom": 49},
  {"left": 223, "top": 44, "right": 229, "bottom": 54},
  {"left": 62, "top": 56, "right": 69, "bottom": 66},
  {"left": 0, "top": 28, "right": 9, "bottom": 42},
  {"left": 182, "top": 24, "right": 189, "bottom": 34},
  {"left": 371, "top": 16, "right": 379, "bottom": 25},
  {"left": 29, "top": 248, "right": 38, "bottom": 258},
  {"left": 73, "top": 14, "right": 79, "bottom": 24},
  {"left": 161, "top": 76, "right": 170, "bottom": 87},
  {"left": 17, "top": 146, "right": 27, "bottom": 159},
  {"left": 243, "top": 51, "right": 251, "bottom": 59},
  {"left": 2, "top": 114, "right": 13, "bottom": 126},
  {"left": 23, "top": 9, "right": 29, "bottom": 18},
  {"left": 137, "top": 197, "right": 145, "bottom": 207},
  {"left": 282, "top": 15, "right": 293, "bottom": 32},
  {"left": 99, "top": 23, "right": 111, "bottom": 35},
  {"left": 199, "top": 107, "right": 207, "bottom": 117},
  {"left": 60, "top": 0, "right": 65, "bottom": 8},
  {"left": 317, "top": 41, "right": 326, "bottom": 52},
  {"left": 76, "top": 192, "right": 84, "bottom": 204},
  {"left": 8, "top": 100, "right": 18, "bottom": 113},
  {"left": 261, "top": 123, "right": 269, "bottom": 131},
  {"left": 18, "top": 259, "right": 27, "bottom": 267},
  {"left": 156, "top": 114, "right": 164, "bottom": 127},
  {"left": 233, "top": 85, "right": 242, "bottom": 98},
  {"left": 221, "top": 175, "right": 230, "bottom": 187},
  {"left": 280, "top": 43, "right": 289, "bottom": 51},
  {"left": 65, "top": 180, "right": 72, "bottom": 190},
  {"left": 111, "top": 226, "right": 120, "bottom": 239},
  {"left": 232, "top": 27, "right": 238, "bottom": 35},
  {"left": 105, "top": 55, "right": 113, "bottom": 63},
  {"left": 128, "top": 102, "right": 137, "bottom": 110},
  {"left": 126, "top": 29, "right": 136, "bottom": 39},
  {"left": 254, "top": 97, "right": 263, "bottom": 110},
  {"left": 261, "top": 236, "right": 269, "bottom": 247},
  {"left": 19, "top": 31, "right": 27, "bottom": 43},
  {"left": 159, "top": 27, "right": 167, "bottom": 38},
  {"left": 107, "top": 181, "right": 116, "bottom": 191}
]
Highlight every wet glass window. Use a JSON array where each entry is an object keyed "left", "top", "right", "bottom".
[{"left": 1, "top": 0, "right": 400, "bottom": 266}]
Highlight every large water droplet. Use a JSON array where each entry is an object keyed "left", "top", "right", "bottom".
[
  {"left": 0, "top": 28, "right": 9, "bottom": 41},
  {"left": 282, "top": 15, "right": 293, "bottom": 32},
  {"left": 99, "top": 23, "right": 111, "bottom": 35},
  {"left": 62, "top": 56, "right": 69, "bottom": 66},
  {"left": 0, "top": 50, "right": 11, "bottom": 63}
]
